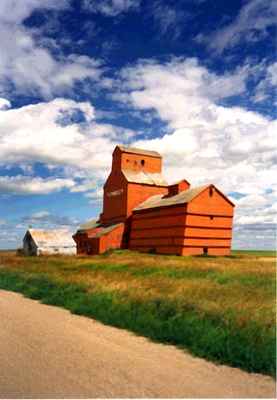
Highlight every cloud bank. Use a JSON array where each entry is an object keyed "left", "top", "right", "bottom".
[
  {"left": 115, "top": 58, "right": 276, "bottom": 239},
  {"left": 0, "top": 97, "right": 134, "bottom": 196},
  {"left": 0, "top": 0, "right": 102, "bottom": 98}
]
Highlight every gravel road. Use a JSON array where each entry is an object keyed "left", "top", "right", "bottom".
[{"left": 0, "top": 290, "right": 275, "bottom": 398}]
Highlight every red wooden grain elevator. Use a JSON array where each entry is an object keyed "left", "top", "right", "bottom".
[{"left": 73, "top": 145, "right": 235, "bottom": 256}]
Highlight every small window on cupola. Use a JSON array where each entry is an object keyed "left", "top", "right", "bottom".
[
  {"left": 209, "top": 187, "right": 213, "bottom": 197},
  {"left": 141, "top": 159, "right": 145, "bottom": 166}
]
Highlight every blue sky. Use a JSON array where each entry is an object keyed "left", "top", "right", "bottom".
[{"left": 0, "top": 0, "right": 276, "bottom": 250}]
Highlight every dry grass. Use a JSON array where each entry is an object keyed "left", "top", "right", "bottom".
[
  {"left": 0, "top": 249, "right": 275, "bottom": 376},
  {"left": 0, "top": 249, "right": 275, "bottom": 327}
]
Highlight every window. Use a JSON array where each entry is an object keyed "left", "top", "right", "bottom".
[
  {"left": 141, "top": 159, "right": 145, "bottom": 166},
  {"left": 210, "top": 216, "right": 214, "bottom": 220},
  {"left": 209, "top": 187, "right": 213, "bottom": 197},
  {"left": 203, "top": 247, "right": 208, "bottom": 255}
]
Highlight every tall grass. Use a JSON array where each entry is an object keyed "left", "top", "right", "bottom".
[{"left": 0, "top": 250, "right": 275, "bottom": 376}]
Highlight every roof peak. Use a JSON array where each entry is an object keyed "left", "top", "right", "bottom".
[
  {"left": 25, "top": 229, "right": 75, "bottom": 247},
  {"left": 134, "top": 185, "right": 210, "bottom": 211},
  {"left": 114, "top": 145, "right": 162, "bottom": 158},
  {"left": 28, "top": 228, "right": 70, "bottom": 233},
  {"left": 134, "top": 184, "right": 235, "bottom": 211}
]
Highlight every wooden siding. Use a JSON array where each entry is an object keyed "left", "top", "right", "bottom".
[
  {"left": 98, "top": 224, "right": 125, "bottom": 254},
  {"left": 184, "top": 227, "right": 232, "bottom": 238},
  {"left": 184, "top": 238, "right": 231, "bottom": 247},
  {"left": 181, "top": 247, "right": 230, "bottom": 256},
  {"left": 132, "top": 205, "right": 186, "bottom": 220},
  {"left": 132, "top": 214, "right": 186, "bottom": 230},
  {"left": 102, "top": 171, "right": 128, "bottom": 223},
  {"left": 130, "top": 188, "right": 234, "bottom": 256},
  {"left": 130, "top": 205, "right": 186, "bottom": 255},
  {"left": 131, "top": 226, "right": 185, "bottom": 239},
  {"left": 185, "top": 214, "right": 233, "bottom": 228},
  {"left": 127, "top": 183, "right": 167, "bottom": 218},
  {"left": 187, "top": 186, "right": 233, "bottom": 216}
]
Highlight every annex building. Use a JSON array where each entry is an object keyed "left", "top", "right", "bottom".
[
  {"left": 73, "top": 145, "right": 235, "bottom": 256},
  {"left": 23, "top": 229, "right": 76, "bottom": 256}
]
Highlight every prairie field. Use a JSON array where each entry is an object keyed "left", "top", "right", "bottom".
[{"left": 0, "top": 249, "right": 275, "bottom": 376}]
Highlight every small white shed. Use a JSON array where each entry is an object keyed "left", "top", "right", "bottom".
[{"left": 23, "top": 229, "right": 76, "bottom": 256}]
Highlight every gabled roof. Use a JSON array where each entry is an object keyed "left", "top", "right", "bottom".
[
  {"left": 88, "top": 223, "right": 123, "bottom": 238},
  {"left": 115, "top": 145, "right": 162, "bottom": 158},
  {"left": 25, "top": 229, "right": 76, "bottom": 248},
  {"left": 79, "top": 219, "right": 99, "bottom": 231},
  {"left": 122, "top": 169, "right": 168, "bottom": 187},
  {"left": 134, "top": 184, "right": 235, "bottom": 211},
  {"left": 75, "top": 221, "right": 123, "bottom": 238},
  {"left": 134, "top": 185, "right": 210, "bottom": 211}
]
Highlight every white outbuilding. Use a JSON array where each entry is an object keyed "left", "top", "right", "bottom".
[{"left": 23, "top": 229, "right": 76, "bottom": 256}]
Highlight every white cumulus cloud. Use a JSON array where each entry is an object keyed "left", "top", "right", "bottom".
[
  {"left": 195, "top": 0, "right": 277, "bottom": 54},
  {"left": 0, "top": 0, "right": 102, "bottom": 98},
  {"left": 0, "top": 98, "right": 11, "bottom": 110},
  {"left": 116, "top": 57, "right": 276, "bottom": 231},
  {"left": 0, "top": 97, "right": 134, "bottom": 194},
  {"left": 253, "top": 61, "right": 277, "bottom": 103},
  {"left": 0, "top": 176, "right": 75, "bottom": 194}
]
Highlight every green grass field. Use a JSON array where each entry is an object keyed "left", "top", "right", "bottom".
[
  {"left": 232, "top": 250, "right": 276, "bottom": 257},
  {"left": 0, "top": 249, "right": 275, "bottom": 376}
]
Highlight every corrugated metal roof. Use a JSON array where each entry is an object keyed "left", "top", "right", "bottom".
[
  {"left": 122, "top": 169, "right": 168, "bottom": 186},
  {"left": 27, "top": 229, "right": 76, "bottom": 248},
  {"left": 79, "top": 219, "right": 99, "bottom": 231},
  {"left": 134, "top": 185, "right": 210, "bottom": 211},
  {"left": 93, "top": 223, "right": 123, "bottom": 238},
  {"left": 116, "top": 145, "right": 161, "bottom": 158},
  {"left": 76, "top": 221, "right": 123, "bottom": 238}
]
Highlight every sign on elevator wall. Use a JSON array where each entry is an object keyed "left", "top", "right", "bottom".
[{"left": 107, "top": 189, "right": 124, "bottom": 197}]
